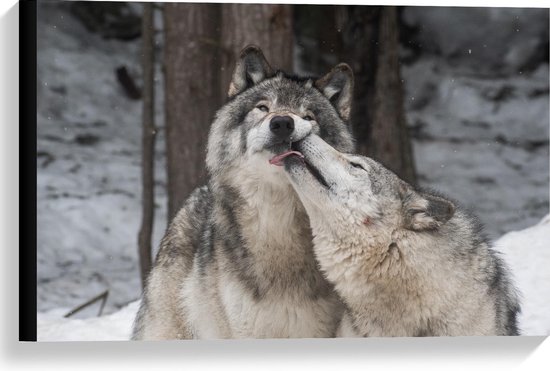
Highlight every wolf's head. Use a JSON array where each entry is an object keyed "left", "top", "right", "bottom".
[
  {"left": 206, "top": 46, "right": 354, "bottom": 192},
  {"left": 284, "top": 135, "right": 456, "bottom": 247}
]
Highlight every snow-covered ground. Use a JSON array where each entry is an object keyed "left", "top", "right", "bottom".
[
  {"left": 405, "top": 58, "right": 549, "bottom": 238},
  {"left": 495, "top": 215, "right": 550, "bottom": 336},
  {"left": 37, "top": 2, "right": 167, "bottom": 315},
  {"left": 37, "top": 301, "right": 139, "bottom": 341},
  {"left": 402, "top": 6, "right": 549, "bottom": 239},
  {"left": 36, "top": 2, "right": 549, "bottom": 339}
]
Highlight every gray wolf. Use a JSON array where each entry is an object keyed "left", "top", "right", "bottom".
[
  {"left": 282, "top": 134, "right": 521, "bottom": 337},
  {"left": 132, "top": 46, "right": 355, "bottom": 339}
]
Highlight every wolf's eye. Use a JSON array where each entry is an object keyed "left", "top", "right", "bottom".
[
  {"left": 256, "top": 105, "right": 269, "bottom": 112},
  {"left": 350, "top": 162, "right": 365, "bottom": 171},
  {"left": 303, "top": 115, "right": 314, "bottom": 121}
]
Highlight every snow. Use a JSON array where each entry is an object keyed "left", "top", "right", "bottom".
[
  {"left": 404, "top": 58, "right": 549, "bottom": 239},
  {"left": 37, "top": 301, "right": 139, "bottom": 341},
  {"left": 36, "top": 2, "right": 549, "bottom": 340},
  {"left": 493, "top": 215, "right": 550, "bottom": 336},
  {"left": 36, "top": 216, "right": 550, "bottom": 341},
  {"left": 37, "top": 2, "right": 167, "bottom": 315}
]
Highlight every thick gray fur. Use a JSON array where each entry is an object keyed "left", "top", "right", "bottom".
[
  {"left": 284, "top": 134, "right": 521, "bottom": 337},
  {"left": 132, "top": 46, "right": 355, "bottom": 339}
]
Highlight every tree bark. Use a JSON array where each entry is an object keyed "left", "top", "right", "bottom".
[
  {"left": 137, "top": 3, "right": 155, "bottom": 288},
  {"left": 220, "top": 4, "right": 293, "bottom": 97},
  {"left": 370, "top": 7, "right": 416, "bottom": 184},
  {"left": 164, "top": 4, "right": 222, "bottom": 220},
  {"left": 336, "top": 6, "right": 379, "bottom": 155},
  {"left": 293, "top": 5, "right": 340, "bottom": 75},
  {"left": 336, "top": 6, "right": 416, "bottom": 184}
]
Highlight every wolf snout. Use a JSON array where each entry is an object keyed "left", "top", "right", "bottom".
[{"left": 270, "top": 115, "right": 294, "bottom": 141}]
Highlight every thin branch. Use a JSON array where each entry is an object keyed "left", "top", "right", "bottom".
[
  {"left": 137, "top": 3, "right": 156, "bottom": 289},
  {"left": 64, "top": 290, "right": 109, "bottom": 318}
]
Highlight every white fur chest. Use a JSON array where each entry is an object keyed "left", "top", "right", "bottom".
[{"left": 219, "top": 275, "right": 339, "bottom": 338}]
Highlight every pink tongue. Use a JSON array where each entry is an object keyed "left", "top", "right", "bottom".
[{"left": 269, "top": 151, "right": 304, "bottom": 166}]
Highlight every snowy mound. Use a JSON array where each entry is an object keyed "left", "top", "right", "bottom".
[
  {"left": 493, "top": 215, "right": 550, "bottom": 336},
  {"left": 37, "top": 301, "right": 140, "bottom": 341},
  {"left": 37, "top": 217, "right": 550, "bottom": 341}
]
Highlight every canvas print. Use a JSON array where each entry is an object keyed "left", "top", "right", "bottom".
[{"left": 34, "top": 1, "right": 549, "bottom": 340}]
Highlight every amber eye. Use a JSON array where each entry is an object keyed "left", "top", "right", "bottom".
[
  {"left": 303, "top": 115, "right": 314, "bottom": 121},
  {"left": 350, "top": 162, "right": 365, "bottom": 170},
  {"left": 257, "top": 105, "right": 269, "bottom": 112}
]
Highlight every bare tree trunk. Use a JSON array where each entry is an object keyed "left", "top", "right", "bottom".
[
  {"left": 220, "top": 4, "right": 293, "bottom": 96},
  {"left": 294, "top": 5, "right": 341, "bottom": 74},
  {"left": 335, "top": 6, "right": 379, "bottom": 156},
  {"left": 336, "top": 6, "right": 416, "bottom": 184},
  {"left": 137, "top": 3, "right": 155, "bottom": 288},
  {"left": 370, "top": 7, "right": 416, "bottom": 184},
  {"left": 164, "top": 4, "right": 221, "bottom": 220}
]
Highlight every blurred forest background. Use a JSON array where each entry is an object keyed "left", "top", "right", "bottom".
[{"left": 37, "top": 2, "right": 549, "bottom": 317}]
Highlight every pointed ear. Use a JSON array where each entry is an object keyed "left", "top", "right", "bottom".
[
  {"left": 315, "top": 63, "right": 354, "bottom": 121},
  {"left": 399, "top": 184, "right": 455, "bottom": 231},
  {"left": 228, "top": 45, "right": 273, "bottom": 98}
]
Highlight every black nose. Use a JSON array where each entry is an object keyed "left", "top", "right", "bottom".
[{"left": 269, "top": 115, "right": 295, "bottom": 140}]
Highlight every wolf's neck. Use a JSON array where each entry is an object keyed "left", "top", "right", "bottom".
[
  {"left": 215, "top": 177, "right": 319, "bottom": 284},
  {"left": 312, "top": 226, "right": 401, "bottom": 291},
  {"left": 239, "top": 180, "right": 312, "bottom": 253}
]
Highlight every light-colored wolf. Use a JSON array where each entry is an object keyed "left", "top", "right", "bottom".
[
  {"left": 282, "top": 134, "right": 521, "bottom": 337},
  {"left": 132, "top": 46, "right": 355, "bottom": 339}
]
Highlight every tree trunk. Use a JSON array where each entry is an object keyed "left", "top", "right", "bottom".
[
  {"left": 137, "top": 3, "right": 155, "bottom": 288},
  {"left": 335, "top": 6, "right": 379, "bottom": 159},
  {"left": 164, "top": 4, "right": 222, "bottom": 220},
  {"left": 370, "top": 7, "right": 416, "bottom": 184},
  {"left": 220, "top": 4, "right": 293, "bottom": 97},
  {"left": 293, "top": 5, "right": 340, "bottom": 75},
  {"left": 333, "top": 6, "right": 417, "bottom": 184}
]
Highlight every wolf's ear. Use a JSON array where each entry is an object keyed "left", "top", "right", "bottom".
[
  {"left": 399, "top": 184, "right": 455, "bottom": 231},
  {"left": 228, "top": 45, "right": 273, "bottom": 98},
  {"left": 315, "top": 63, "right": 354, "bottom": 121}
]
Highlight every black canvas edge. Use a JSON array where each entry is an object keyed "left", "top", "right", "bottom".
[{"left": 19, "top": 0, "right": 37, "bottom": 342}]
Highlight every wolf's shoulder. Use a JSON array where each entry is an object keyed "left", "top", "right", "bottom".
[
  {"left": 155, "top": 185, "right": 213, "bottom": 268},
  {"left": 170, "top": 185, "right": 213, "bottom": 231}
]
